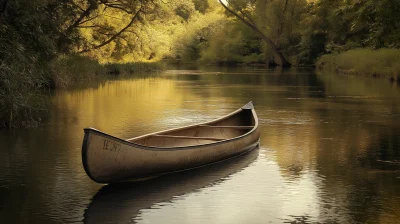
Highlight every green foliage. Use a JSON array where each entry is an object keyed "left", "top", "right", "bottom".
[
  {"left": 299, "top": 0, "right": 400, "bottom": 64},
  {"left": 200, "top": 21, "right": 264, "bottom": 64},
  {"left": 316, "top": 49, "right": 400, "bottom": 80},
  {"left": 167, "top": 4, "right": 265, "bottom": 65},
  {"left": 0, "top": 0, "right": 58, "bottom": 128},
  {"left": 219, "top": 0, "right": 307, "bottom": 66},
  {"left": 174, "top": 2, "right": 195, "bottom": 21},
  {"left": 350, "top": 0, "right": 400, "bottom": 48},
  {"left": 0, "top": 0, "right": 59, "bottom": 60},
  {"left": 193, "top": 0, "right": 209, "bottom": 14},
  {"left": 167, "top": 7, "right": 224, "bottom": 62}
]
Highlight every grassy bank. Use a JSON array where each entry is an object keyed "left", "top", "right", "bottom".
[
  {"left": 316, "top": 49, "right": 400, "bottom": 82},
  {"left": 0, "top": 61, "right": 48, "bottom": 128},
  {"left": 104, "top": 62, "right": 166, "bottom": 76},
  {"left": 49, "top": 55, "right": 166, "bottom": 88},
  {"left": 0, "top": 55, "right": 165, "bottom": 128}
]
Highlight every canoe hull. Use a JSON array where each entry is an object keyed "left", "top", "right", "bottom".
[{"left": 82, "top": 128, "right": 259, "bottom": 183}]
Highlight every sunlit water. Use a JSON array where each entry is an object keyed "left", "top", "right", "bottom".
[{"left": 1, "top": 66, "right": 400, "bottom": 224}]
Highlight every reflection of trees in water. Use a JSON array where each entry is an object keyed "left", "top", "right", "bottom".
[
  {"left": 310, "top": 86, "right": 400, "bottom": 223},
  {"left": 258, "top": 70, "right": 400, "bottom": 223},
  {"left": 284, "top": 163, "right": 305, "bottom": 179},
  {"left": 281, "top": 214, "right": 312, "bottom": 224},
  {"left": 357, "top": 127, "right": 400, "bottom": 171},
  {"left": 348, "top": 129, "right": 400, "bottom": 223}
]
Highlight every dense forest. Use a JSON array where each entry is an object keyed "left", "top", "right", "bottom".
[{"left": 1, "top": 0, "right": 400, "bottom": 127}]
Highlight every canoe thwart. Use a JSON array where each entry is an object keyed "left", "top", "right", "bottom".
[
  {"left": 198, "top": 125, "right": 254, "bottom": 129},
  {"left": 152, "top": 134, "right": 225, "bottom": 141}
]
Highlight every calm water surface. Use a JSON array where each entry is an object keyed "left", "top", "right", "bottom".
[{"left": 1, "top": 67, "right": 400, "bottom": 224}]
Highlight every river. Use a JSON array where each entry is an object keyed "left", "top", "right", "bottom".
[{"left": 1, "top": 66, "right": 399, "bottom": 224}]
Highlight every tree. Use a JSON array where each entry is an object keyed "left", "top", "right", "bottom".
[
  {"left": 218, "top": 0, "right": 295, "bottom": 67},
  {"left": 55, "top": 0, "right": 162, "bottom": 54},
  {"left": 349, "top": 0, "right": 400, "bottom": 49}
]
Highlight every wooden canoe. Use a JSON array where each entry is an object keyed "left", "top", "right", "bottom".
[{"left": 82, "top": 101, "right": 260, "bottom": 183}]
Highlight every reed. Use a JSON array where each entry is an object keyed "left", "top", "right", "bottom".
[
  {"left": 48, "top": 55, "right": 106, "bottom": 89},
  {"left": 0, "top": 61, "right": 47, "bottom": 128},
  {"left": 104, "top": 62, "right": 166, "bottom": 76}
]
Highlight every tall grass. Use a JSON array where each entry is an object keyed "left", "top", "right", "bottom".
[
  {"left": 104, "top": 62, "right": 166, "bottom": 76},
  {"left": 0, "top": 61, "right": 47, "bottom": 128},
  {"left": 316, "top": 49, "right": 400, "bottom": 81},
  {"left": 48, "top": 55, "right": 106, "bottom": 88}
]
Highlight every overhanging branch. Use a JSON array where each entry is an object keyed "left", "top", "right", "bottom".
[{"left": 79, "top": 6, "right": 143, "bottom": 53}]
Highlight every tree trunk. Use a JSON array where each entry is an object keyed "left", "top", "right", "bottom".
[
  {"left": 273, "top": 48, "right": 291, "bottom": 67},
  {"left": 259, "top": 32, "right": 291, "bottom": 67},
  {"left": 0, "top": 0, "right": 9, "bottom": 23},
  {"left": 218, "top": 0, "right": 291, "bottom": 67}
]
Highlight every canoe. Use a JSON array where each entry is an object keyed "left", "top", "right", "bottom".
[{"left": 82, "top": 101, "right": 260, "bottom": 183}]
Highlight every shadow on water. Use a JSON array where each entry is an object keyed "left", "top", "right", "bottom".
[{"left": 84, "top": 148, "right": 259, "bottom": 224}]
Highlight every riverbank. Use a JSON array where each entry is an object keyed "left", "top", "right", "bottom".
[
  {"left": 0, "top": 55, "right": 165, "bottom": 128},
  {"left": 316, "top": 49, "right": 400, "bottom": 83}
]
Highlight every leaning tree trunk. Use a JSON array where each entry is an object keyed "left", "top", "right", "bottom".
[
  {"left": 218, "top": 0, "right": 291, "bottom": 67},
  {"left": 260, "top": 34, "right": 291, "bottom": 67},
  {"left": 273, "top": 49, "right": 291, "bottom": 67}
]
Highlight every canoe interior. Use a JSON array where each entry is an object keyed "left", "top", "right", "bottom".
[{"left": 129, "top": 109, "right": 255, "bottom": 148}]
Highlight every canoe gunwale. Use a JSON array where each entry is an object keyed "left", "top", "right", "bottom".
[{"left": 82, "top": 105, "right": 258, "bottom": 151}]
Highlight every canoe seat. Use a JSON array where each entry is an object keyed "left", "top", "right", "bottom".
[
  {"left": 152, "top": 134, "right": 225, "bottom": 141},
  {"left": 198, "top": 125, "right": 254, "bottom": 129}
]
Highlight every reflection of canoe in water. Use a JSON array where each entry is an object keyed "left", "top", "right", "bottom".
[
  {"left": 82, "top": 102, "right": 260, "bottom": 183},
  {"left": 84, "top": 148, "right": 259, "bottom": 224}
]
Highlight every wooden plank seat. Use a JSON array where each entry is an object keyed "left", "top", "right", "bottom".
[
  {"left": 152, "top": 134, "right": 225, "bottom": 141},
  {"left": 198, "top": 125, "right": 254, "bottom": 129}
]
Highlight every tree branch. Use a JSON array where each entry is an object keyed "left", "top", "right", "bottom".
[
  {"left": 71, "top": 1, "right": 86, "bottom": 12},
  {"left": 65, "top": 0, "right": 98, "bottom": 36},
  {"left": 219, "top": 0, "right": 272, "bottom": 44},
  {"left": 102, "top": 3, "right": 133, "bottom": 14},
  {"left": 79, "top": 6, "right": 142, "bottom": 53},
  {"left": 79, "top": 15, "right": 99, "bottom": 25}
]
